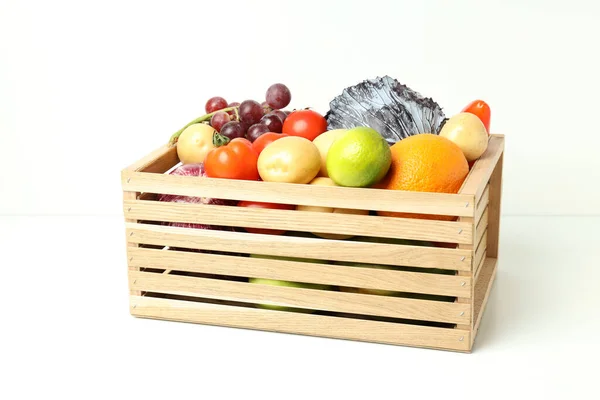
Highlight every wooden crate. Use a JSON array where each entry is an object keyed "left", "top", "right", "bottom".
[{"left": 121, "top": 134, "right": 504, "bottom": 352}]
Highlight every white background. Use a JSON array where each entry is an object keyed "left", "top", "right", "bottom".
[
  {"left": 1, "top": 0, "right": 599, "bottom": 216},
  {"left": 1, "top": 1, "right": 599, "bottom": 399}
]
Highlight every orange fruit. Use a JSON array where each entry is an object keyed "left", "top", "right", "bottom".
[{"left": 375, "top": 134, "right": 469, "bottom": 221}]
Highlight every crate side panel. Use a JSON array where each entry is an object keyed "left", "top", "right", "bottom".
[
  {"left": 130, "top": 271, "right": 470, "bottom": 324},
  {"left": 128, "top": 247, "right": 472, "bottom": 298},
  {"left": 124, "top": 200, "right": 473, "bottom": 244},
  {"left": 126, "top": 223, "right": 473, "bottom": 271},
  {"left": 130, "top": 295, "right": 471, "bottom": 351},
  {"left": 122, "top": 171, "right": 475, "bottom": 217}
]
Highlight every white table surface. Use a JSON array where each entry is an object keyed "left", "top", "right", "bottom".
[{"left": 1, "top": 216, "right": 598, "bottom": 399}]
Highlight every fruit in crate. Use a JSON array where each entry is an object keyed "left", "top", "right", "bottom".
[
  {"left": 312, "top": 129, "right": 348, "bottom": 177},
  {"left": 439, "top": 112, "right": 489, "bottom": 162},
  {"left": 265, "top": 83, "right": 292, "bottom": 109},
  {"left": 326, "top": 126, "right": 391, "bottom": 187},
  {"left": 324, "top": 75, "right": 446, "bottom": 145},
  {"left": 176, "top": 123, "right": 218, "bottom": 165},
  {"left": 239, "top": 100, "right": 264, "bottom": 126},
  {"left": 219, "top": 121, "right": 246, "bottom": 140},
  {"left": 270, "top": 109, "right": 288, "bottom": 124},
  {"left": 374, "top": 134, "right": 469, "bottom": 220},
  {"left": 282, "top": 109, "right": 328, "bottom": 141},
  {"left": 205, "top": 96, "right": 228, "bottom": 113},
  {"left": 169, "top": 83, "right": 293, "bottom": 146},
  {"left": 210, "top": 112, "right": 231, "bottom": 132},
  {"left": 249, "top": 254, "right": 332, "bottom": 311},
  {"left": 296, "top": 177, "right": 369, "bottom": 239},
  {"left": 260, "top": 113, "right": 284, "bottom": 133},
  {"left": 246, "top": 123, "right": 270, "bottom": 142},
  {"left": 257, "top": 136, "right": 321, "bottom": 183}
]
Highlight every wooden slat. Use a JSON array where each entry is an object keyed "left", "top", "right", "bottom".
[
  {"left": 474, "top": 230, "right": 488, "bottom": 272},
  {"left": 124, "top": 199, "right": 473, "bottom": 244},
  {"left": 128, "top": 247, "right": 472, "bottom": 297},
  {"left": 475, "top": 208, "right": 489, "bottom": 246},
  {"left": 475, "top": 185, "right": 489, "bottom": 224},
  {"left": 487, "top": 153, "right": 504, "bottom": 258},
  {"left": 126, "top": 223, "right": 473, "bottom": 271},
  {"left": 124, "top": 144, "right": 179, "bottom": 174},
  {"left": 459, "top": 135, "right": 504, "bottom": 203},
  {"left": 130, "top": 295, "right": 471, "bottom": 351},
  {"left": 130, "top": 270, "right": 470, "bottom": 324},
  {"left": 455, "top": 216, "right": 474, "bottom": 331},
  {"left": 472, "top": 257, "right": 498, "bottom": 348},
  {"left": 124, "top": 191, "right": 141, "bottom": 296},
  {"left": 121, "top": 171, "right": 475, "bottom": 217}
]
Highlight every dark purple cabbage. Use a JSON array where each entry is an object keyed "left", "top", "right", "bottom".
[{"left": 324, "top": 76, "right": 447, "bottom": 145}]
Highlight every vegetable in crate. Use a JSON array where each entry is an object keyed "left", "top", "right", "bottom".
[
  {"left": 257, "top": 136, "right": 321, "bottom": 183},
  {"left": 312, "top": 129, "right": 348, "bottom": 178},
  {"left": 157, "top": 163, "right": 236, "bottom": 230},
  {"left": 251, "top": 132, "right": 289, "bottom": 156},
  {"left": 176, "top": 123, "right": 218, "bottom": 165},
  {"left": 324, "top": 75, "right": 446, "bottom": 145},
  {"left": 461, "top": 99, "right": 491, "bottom": 134},
  {"left": 282, "top": 109, "right": 328, "bottom": 141},
  {"left": 439, "top": 112, "right": 489, "bottom": 162},
  {"left": 204, "top": 137, "right": 260, "bottom": 181}
]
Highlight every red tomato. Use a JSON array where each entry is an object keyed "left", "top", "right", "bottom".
[
  {"left": 252, "top": 132, "right": 289, "bottom": 155},
  {"left": 204, "top": 137, "right": 259, "bottom": 180},
  {"left": 461, "top": 100, "right": 491, "bottom": 135},
  {"left": 282, "top": 109, "right": 327, "bottom": 141},
  {"left": 237, "top": 201, "right": 295, "bottom": 235}
]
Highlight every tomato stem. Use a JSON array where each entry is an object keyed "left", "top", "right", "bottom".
[
  {"left": 212, "top": 132, "right": 231, "bottom": 147},
  {"left": 169, "top": 106, "right": 239, "bottom": 145}
]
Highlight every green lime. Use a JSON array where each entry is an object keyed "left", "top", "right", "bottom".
[{"left": 326, "top": 127, "right": 391, "bottom": 187}]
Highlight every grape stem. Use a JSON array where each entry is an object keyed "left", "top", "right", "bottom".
[{"left": 169, "top": 106, "right": 239, "bottom": 145}]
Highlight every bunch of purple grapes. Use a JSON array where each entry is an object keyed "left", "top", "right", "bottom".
[{"left": 204, "top": 83, "right": 292, "bottom": 142}]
